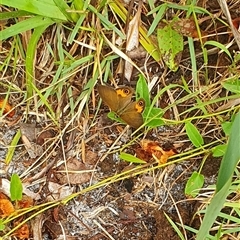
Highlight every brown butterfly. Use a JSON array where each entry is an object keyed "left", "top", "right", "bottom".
[{"left": 97, "top": 84, "right": 145, "bottom": 129}]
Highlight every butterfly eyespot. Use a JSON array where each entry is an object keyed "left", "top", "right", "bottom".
[
  {"left": 135, "top": 99, "right": 145, "bottom": 113},
  {"left": 124, "top": 89, "right": 130, "bottom": 94},
  {"left": 116, "top": 88, "right": 132, "bottom": 97}
]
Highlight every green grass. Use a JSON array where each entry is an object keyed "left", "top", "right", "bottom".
[{"left": 1, "top": 0, "right": 240, "bottom": 239}]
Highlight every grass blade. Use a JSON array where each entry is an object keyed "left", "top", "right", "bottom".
[
  {"left": 1, "top": 0, "right": 66, "bottom": 20},
  {"left": 196, "top": 112, "right": 240, "bottom": 240},
  {"left": 0, "top": 16, "right": 54, "bottom": 41}
]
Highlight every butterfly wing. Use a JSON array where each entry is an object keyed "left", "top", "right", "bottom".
[
  {"left": 97, "top": 84, "right": 144, "bottom": 128},
  {"left": 115, "top": 86, "right": 134, "bottom": 111},
  {"left": 97, "top": 85, "right": 134, "bottom": 113},
  {"left": 119, "top": 98, "right": 145, "bottom": 129},
  {"left": 97, "top": 85, "right": 119, "bottom": 112}
]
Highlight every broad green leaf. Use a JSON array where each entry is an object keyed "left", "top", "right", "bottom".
[
  {"left": 144, "top": 107, "right": 164, "bottom": 127},
  {"left": 185, "top": 171, "right": 204, "bottom": 197},
  {"left": 0, "top": 10, "right": 29, "bottom": 20},
  {"left": 212, "top": 144, "right": 227, "bottom": 157},
  {"left": 0, "top": 222, "right": 5, "bottom": 231},
  {"left": 222, "top": 78, "right": 240, "bottom": 94},
  {"left": 185, "top": 121, "right": 204, "bottom": 147},
  {"left": 221, "top": 121, "right": 232, "bottom": 135},
  {"left": 10, "top": 174, "right": 23, "bottom": 201},
  {"left": 157, "top": 18, "right": 183, "bottom": 72},
  {"left": 136, "top": 75, "right": 151, "bottom": 106},
  {"left": 0, "top": 221, "right": 5, "bottom": 231},
  {"left": 120, "top": 152, "right": 146, "bottom": 164},
  {"left": 73, "top": 0, "right": 84, "bottom": 10}
]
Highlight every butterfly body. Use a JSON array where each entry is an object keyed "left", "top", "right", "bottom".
[{"left": 97, "top": 84, "right": 145, "bottom": 129}]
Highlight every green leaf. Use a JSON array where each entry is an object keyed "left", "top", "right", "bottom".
[
  {"left": 196, "top": 111, "right": 240, "bottom": 240},
  {"left": 0, "top": 10, "right": 30, "bottom": 20},
  {"left": 144, "top": 107, "right": 164, "bottom": 127},
  {"left": 53, "top": 0, "right": 77, "bottom": 22},
  {"left": 0, "top": 219, "right": 5, "bottom": 231},
  {"left": 221, "top": 77, "right": 240, "bottom": 94},
  {"left": 10, "top": 174, "right": 23, "bottom": 201},
  {"left": 107, "top": 111, "right": 122, "bottom": 123},
  {"left": 204, "top": 40, "right": 233, "bottom": 60},
  {"left": 0, "top": 16, "right": 54, "bottom": 41},
  {"left": 26, "top": 23, "right": 53, "bottom": 98},
  {"left": 136, "top": 75, "right": 151, "bottom": 106},
  {"left": 196, "top": 178, "right": 232, "bottom": 240},
  {"left": 120, "top": 152, "right": 146, "bottom": 164},
  {"left": 185, "top": 121, "right": 204, "bottom": 147},
  {"left": 185, "top": 171, "right": 204, "bottom": 197},
  {"left": 73, "top": 0, "right": 84, "bottom": 10},
  {"left": 157, "top": 18, "right": 183, "bottom": 72},
  {"left": 164, "top": 212, "right": 185, "bottom": 240},
  {"left": 221, "top": 121, "right": 232, "bottom": 135},
  {"left": 88, "top": 4, "right": 125, "bottom": 39},
  {"left": 29, "top": 81, "right": 56, "bottom": 121},
  {"left": 5, "top": 130, "right": 21, "bottom": 165},
  {"left": 1, "top": 0, "right": 66, "bottom": 20},
  {"left": 212, "top": 144, "right": 227, "bottom": 157},
  {"left": 216, "top": 112, "right": 240, "bottom": 192},
  {"left": 147, "top": 3, "right": 167, "bottom": 36},
  {"left": 108, "top": 0, "right": 161, "bottom": 61}
]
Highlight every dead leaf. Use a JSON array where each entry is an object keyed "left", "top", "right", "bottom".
[
  {"left": 136, "top": 140, "right": 177, "bottom": 165},
  {"left": 52, "top": 205, "right": 67, "bottom": 222},
  {"left": 216, "top": 98, "right": 240, "bottom": 112},
  {"left": 84, "top": 150, "right": 98, "bottom": 165},
  {"left": 20, "top": 123, "right": 43, "bottom": 158},
  {"left": 20, "top": 123, "right": 36, "bottom": 141},
  {"left": 135, "top": 147, "right": 153, "bottom": 163},
  {"left": 0, "top": 198, "right": 15, "bottom": 217},
  {"left": 57, "top": 158, "right": 93, "bottom": 185},
  {"left": 124, "top": 0, "right": 143, "bottom": 81},
  {"left": 119, "top": 207, "right": 136, "bottom": 220},
  {"left": 31, "top": 214, "right": 43, "bottom": 240},
  {"left": 53, "top": 207, "right": 60, "bottom": 222},
  {"left": 232, "top": 17, "right": 240, "bottom": 31},
  {"left": 47, "top": 182, "right": 73, "bottom": 201},
  {"left": 21, "top": 135, "right": 43, "bottom": 158},
  {"left": 0, "top": 99, "right": 15, "bottom": 117},
  {"left": 13, "top": 223, "right": 29, "bottom": 239},
  {"left": 218, "top": 0, "right": 240, "bottom": 49},
  {"left": 36, "top": 129, "right": 55, "bottom": 145},
  {"left": 0, "top": 192, "right": 9, "bottom": 199},
  {"left": 17, "top": 195, "right": 33, "bottom": 209},
  {"left": 126, "top": 46, "right": 146, "bottom": 59},
  {"left": 173, "top": 18, "right": 207, "bottom": 42}
]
